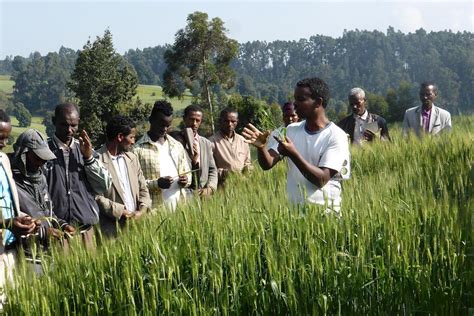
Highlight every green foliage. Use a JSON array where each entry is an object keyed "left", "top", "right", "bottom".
[
  {"left": 68, "top": 29, "right": 139, "bottom": 145},
  {"left": 42, "top": 111, "right": 55, "bottom": 138},
  {"left": 227, "top": 94, "right": 280, "bottom": 133},
  {"left": 163, "top": 11, "right": 239, "bottom": 132},
  {"left": 119, "top": 98, "right": 152, "bottom": 140},
  {"left": 11, "top": 48, "right": 77, "bottom": 114},
  {"left": 386, "top": 81, "right": 416, "bottom": 123},
  {"left": 4, "top": 116, "right": 472, "bottom": 314},
  {"left": 10, "top": 102, "right": 32, "bottom": 127},
  {"left": 0, "top": 90, "right": 12, "bottom": 110},
  {"left": 366, "top": 92, "right": 389, "bottom": 118}
]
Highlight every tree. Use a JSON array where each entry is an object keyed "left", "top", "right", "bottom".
[
  {"left": 366, "top": 92, "right": 389, "bottom": 118},
  {"left": 227, "top": 94, "right": 280, "bottom": 133},
  {"left": 68, "top": 29, "right": 139, "bottom": 145},
  {"left": 11, "top": 50, "right": 77, "bottom": 114},
  {"left": 10, "top": 102, "right": 31, "bottom": 127},
  {"left": 163, "top": 11, "right": 238, "bottom": 133},
  {"left": 386, "top": 81, "right": 416, "bottom": 123}
]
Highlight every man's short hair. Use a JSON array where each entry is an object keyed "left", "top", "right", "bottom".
[
  {"left": 183, "top": 104, "right": 204, "bottom": 118},
  {"left": 106, "top": 115, "right": 136, "bottom": 141},
  {"left": 54, "top": 103, "right": 80, "bottom": 119},
  {"left": 219, "top": 107, "right": 238, "bottom": 120},
  {"left": 295, "top": 77, "right": 330, "bottom": 108},
  {"left": 349, "top": 88, "right": 366, "bottom": 100},
  {"left": 420, "top": 81, "right": 438, "bottom": 94},
  {"left": 150, "top": 100, "right": 173, "bottom": 118},
  {"left": 0, "top": 109, "right": 10, "bottom": 123}
]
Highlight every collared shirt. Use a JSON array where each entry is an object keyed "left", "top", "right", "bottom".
[
  {"left": 421, "top": 107, "right": 432, "bottom": 132},
  {"left": 53, "top": 135, "right": 74, "bottom": 179},
  {"left": 110, "top": 154, "right": 136, "bottom": 212},
  {"left": 0, "top": 163, "right": 15, "bottom": 245},
  {"left": 133, "top": 133, "right": 191, "bottom": 210},
  {"left": 353, "top": 110, "right": 369, "bottom": 145},
  {"left": 208, "top": 131, "right": 251, "bottom": 172}
]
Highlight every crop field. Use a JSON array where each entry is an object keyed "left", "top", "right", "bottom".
[{"left": 4, "top": 115, "right": 472, "bottom": 314}]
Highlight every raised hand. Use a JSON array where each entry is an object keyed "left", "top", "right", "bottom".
[
  {"left": 78, "top": 130, "right": 93, "bottom": 159},
  {"left": 242, "top": 123, "right": 270, "bottom": 148}
]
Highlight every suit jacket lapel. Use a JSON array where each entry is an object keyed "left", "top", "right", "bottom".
[
  {"left": 415, "top": 106, "right": 422, "bottom": 131},
  {"left": 124, "top": 153, "right": 138, "bottom": 201},
  {"left": 429, "top": 105, "right": 439, "bottom": 133}
]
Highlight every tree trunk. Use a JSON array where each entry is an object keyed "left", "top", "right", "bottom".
[{"left": 204, "top": 82, "right": 215, "bottom": 134}]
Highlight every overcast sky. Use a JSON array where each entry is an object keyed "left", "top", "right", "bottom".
[{"left": 0, "top": 0, "right": 472, "bottom": 58}]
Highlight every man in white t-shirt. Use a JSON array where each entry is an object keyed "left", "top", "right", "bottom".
[{"left": 243, "top": 77, "right": 350, "bottom": 213}]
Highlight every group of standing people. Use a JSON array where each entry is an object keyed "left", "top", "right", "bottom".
[{"left": 0, "top": 76, "right": 451, "bottom": 301}]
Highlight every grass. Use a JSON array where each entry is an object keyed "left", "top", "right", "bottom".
[
  {"left": 0, "top": 75, "right": 14, "bottom": 95},
  {"left": 135, "top": 84, "right": 193, "bottom": 112},
  {"left": 4, "top": 115, "right": 473, "bottom": 314}
]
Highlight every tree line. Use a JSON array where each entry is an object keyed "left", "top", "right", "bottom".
[{"left": 0, "top": 16, "right": 472, "bottom": 139}]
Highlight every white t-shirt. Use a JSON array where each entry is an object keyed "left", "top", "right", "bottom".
[
  {"left": 156, "top": 141, "right": 180, "bottom": 211},
  {"left": 271, "top": 121, "right": 350, "bottom": 212}
]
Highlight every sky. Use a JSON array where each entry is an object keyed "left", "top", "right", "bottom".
[{"left": 0, "top": 0, "right": 472, "bottom": 58}]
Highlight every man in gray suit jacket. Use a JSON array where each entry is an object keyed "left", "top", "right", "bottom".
[
  {"left": 181, "top": 105, "right": 218, "bottom": 196},
  {"left": 95, "top": 115, "right": 151, "bottom": 237},
  {"left": 403, "top": 81, "right": 452, "bottom": 137}
]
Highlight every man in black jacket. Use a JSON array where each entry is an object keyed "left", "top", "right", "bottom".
[
  {"left": 337, "top": 88, "right": 390, "bottom": 145},
  {"left": 11, "top": 129, "right": 76, "bottom": 254},
  {"left": 44, "top": 103, "right": 111, "bottom": 248}
]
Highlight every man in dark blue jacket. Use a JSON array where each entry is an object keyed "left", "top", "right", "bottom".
[{"left": 44, "top": 103, "right": 111, "bottom": 248}]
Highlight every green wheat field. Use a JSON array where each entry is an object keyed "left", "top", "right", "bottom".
[{"left": 3, "top": 116, "right": 473, "bottom": 314}]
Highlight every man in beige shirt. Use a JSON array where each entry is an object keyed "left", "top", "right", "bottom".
[{"left": 208, "top": 108, "right": 252, "bottom": 184}]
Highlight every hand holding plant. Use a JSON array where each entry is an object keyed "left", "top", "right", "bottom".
[{"left": 243, "top": 123, "right": 270, "bottom": 148}]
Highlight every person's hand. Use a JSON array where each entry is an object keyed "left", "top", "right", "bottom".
[
  {"left": 276, "top": 136, "right": 298, "bottom": 158},
  {"left": 242, "top": 124, "right": 270, "bottom": 148},
  {"left": 79, "top": 130, "right": 93, "bottom": 159},
  {"left": 11, "top": 216, "right": 36, "bottom": 237},
  {"left": 198, "top": 187, "right": 213, "bottom": 196},
  {"left": 363, "top": 129, "right": 375, "bottom": 142},
  {"left": 178, "top": 175, "right": 188, "bottom": 187},
  {"left": 132, "top": 211, "right": 144, "bottom": 220},
  {"left": 48, "top": 227, "right": 64, "bottom": 239},
  {"left": 122, "top": 210, "right": 135, "bottom": 220},
  {"left": 157, "top": 176, "right": 173, "bottom": 189},
  {"left": 63, "top": 224, "right": 76, "bottom": 235}
]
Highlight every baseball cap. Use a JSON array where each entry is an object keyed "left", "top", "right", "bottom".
[{"left": 14, "top": 129, "right": 56, "bottom": 161}]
